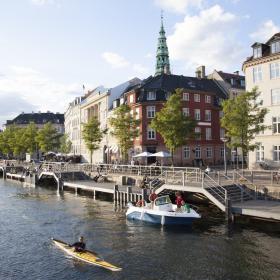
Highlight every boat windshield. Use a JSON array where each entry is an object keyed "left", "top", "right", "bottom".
[{"left": 154, "top": 196, "right": 171, "bottom": 206}]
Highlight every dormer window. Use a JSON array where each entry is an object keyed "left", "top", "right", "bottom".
[
  {"left": 253, "top": 46, "right": 262, "bottom": 58},
  {"left": 147, "top": 91, "right": 156, "bottom": 100},
  {"left": 271, "top": 41, "right": 280, "bottom": 54}
]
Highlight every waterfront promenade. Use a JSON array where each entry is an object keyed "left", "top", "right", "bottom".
[{"left": 0, "top": 161, "right": 280, "bottom": 221}]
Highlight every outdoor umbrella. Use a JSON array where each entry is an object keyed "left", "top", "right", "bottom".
[
  {"left": 151, "top": 151, "right": 171, "bottom": 158},
  {"left": 132, "top": 152, "right": 153, "bottom": 157}
]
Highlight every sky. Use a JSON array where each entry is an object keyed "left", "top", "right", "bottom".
[{"left": 0, "top": 0, "right": 279, "bottom": 127}]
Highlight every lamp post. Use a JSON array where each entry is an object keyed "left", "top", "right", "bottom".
[{"left": 221, "top": 137, "right": 228, "bottom": 176}]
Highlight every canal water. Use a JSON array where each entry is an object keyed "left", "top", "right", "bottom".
[{"left": 0, "top": 180, "right": 279, "bottom": 280}]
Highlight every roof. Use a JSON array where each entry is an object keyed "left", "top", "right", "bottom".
[
  {"left": 137, "top": 74, "right": 227, "bottom": 102},
  {"left": 217, "top": 71, "right": 245, "bottom": 90},
  {"left": 6, "top": 112, "right": 64, "bottom": 126}
]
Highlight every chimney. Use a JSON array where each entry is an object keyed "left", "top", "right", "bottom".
[
  {"left": 234, "top": 71, "right": 239, "bottom": 76},
  {"left": 195, "top": 65, "right": 206, "bottom": 79}
]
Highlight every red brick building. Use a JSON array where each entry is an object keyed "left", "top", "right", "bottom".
[{"left": 125, "top": 73, "right": 227, "bottom": 166}]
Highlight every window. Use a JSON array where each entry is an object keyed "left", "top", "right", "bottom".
[
  {"left": 273, "top": 146, "right": 280, "bottom": 161},
  {"left": 241, "top": 80, "right": 245, "bottom": 87},
  {"left": 135, "top": 107, "right": 140, "bottom": 119},
  {"left": 206, "top": 147, "right": 213, "bottom": 158},
  {"left": 205, "top": 95, "right": 211, "bottom": 103},
  {"left": 219, "top": 111, "right": 224, "bottom": 118},
  {"left": 253, "top": 66, "right": 262, "bottom": 83},
  {"left": 147, "top": 106, "right": 155, "bottom": 118},
  {"left": 205, "top": 110, "right": 211, "bottom": 121},
  {"left": 220, "top": 128, "right": 225, "bottom": 139},
  {"left": 147, "top": 127, "right": 156, "bottom": 140},
  {"left": 271, "top": 89, "right": 280, "bottom": 105},
  {"left": 183, "top": 146, "right": 190, "bottom": 159},
  {"left": 183, "top": 92, "right": 189, "bottom": 101},
  {"left": 270, "top": 62, "right": 280, "bottom": 79},
  {"left": 195, "top": 147, "right": 201, "bottom": 159},
  {"left": 271, "top": 41, "right": 280, "bottom": 54},
  {"left": 194, "top": 109, "right": 200, "bottom": 120},
  {"left": 272, "top": 116, "right": 280, "bottom": 133},
  {"left": 183, "top": 108, "right": 190, "bottom": 117},
  {"left": 253, "top": 46, "right": 262, "bottom": 58},
  {"left": 194, "top": 94, "right": 200, "bottom": 102},
  {"left": 129, "top": 94, "right": 134, "bottom": 103},
  {"left": 206, "top": 128, "right": 212, "bottom": 140},
  {"left": 220, "top": 147, "right": 224, "bottom": 157},
  {"left": 256, "top": 145, "right": 264, "bottom": 162},
  {"left": 147, "top": 91, "right": 156, "bottom": 100},
  {"left": 195, "top": 127, "right": 201, "bottom": 140}
]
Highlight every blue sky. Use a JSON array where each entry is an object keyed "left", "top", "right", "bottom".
[{"left": 0, "top": 0, "right": 279, "bottom": 126}]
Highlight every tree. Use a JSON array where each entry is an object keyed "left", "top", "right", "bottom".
[
  {"left": 59, "top": 134, "right": 72, "bottom": 154},
  {"left": 109, "top": 104, "right": 140, "bottom": 162},
  {"left": 0, "top": 127, "right": 14, "bottom": 157},
  {"left": 151, "top": 89, "right": 197, "bottom": 165},
  {"left": 36, "top": 122, "right": 61, "bottom": 153},
  {"left": 82, "top": 117, "right": 106, "bottom": 164},
  {"left": 22, "top": 122, "right": 38, "bottom": 154},
  {"left": 221, "top": 87, "right": 268, "bottom": 169}
]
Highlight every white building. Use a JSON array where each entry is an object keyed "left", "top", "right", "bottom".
[{"left": 243, "top": 32, "right": 280, "bottom": 168}]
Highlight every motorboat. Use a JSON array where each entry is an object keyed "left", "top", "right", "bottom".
[{"left": 126, "top": 195, "right": 201, "bottom": 225}]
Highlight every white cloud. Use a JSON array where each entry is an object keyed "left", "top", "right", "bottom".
[
  {"left": 250, "top": 20, "right": 280, "bottom": 42},
  {"left": 154, "top": 0, "right": 203, "bottom": 14},
  {"left": 133, "top": 64, "right": 150, "bottom": 76},
  {"left": 102, "top": 52, "right": 130, "bottom": 68},
  {"left": 0, "top": 66, "right": 81, "bottom": 126},
  {"left": 168, "top": 5, "right": 245, "bottom": 74}
]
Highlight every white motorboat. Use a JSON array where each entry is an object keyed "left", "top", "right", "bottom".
[{"left": 126, "top": 195, "right": 201, "bottom": 225}]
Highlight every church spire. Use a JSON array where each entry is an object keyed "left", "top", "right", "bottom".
[{"left": 155, "top": 12, "right": 171, "bottom": 76}]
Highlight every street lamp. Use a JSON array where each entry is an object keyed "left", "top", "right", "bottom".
[{"left": 220, "top": 137, "right": 228, "bottom": 176}]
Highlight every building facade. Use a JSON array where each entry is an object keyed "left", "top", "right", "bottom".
[{"left": 243, "top": 32, "right": 280, "bottom": 168}]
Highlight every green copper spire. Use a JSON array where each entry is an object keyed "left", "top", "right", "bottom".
[{"left": 155, "top": 13, "right": 171, "bottom": 76}]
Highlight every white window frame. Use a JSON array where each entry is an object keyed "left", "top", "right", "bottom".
[
  {"left": 256, "top": 145, "right": 264, "bottom": 162},
  {"left": 205, "top": 95, "right": 211, "bottom": 103},
  {"left": 129, "top": 94, "right": 134, "bottom": 103},
  {"left": 271, "top": 89, "right": 280, "bottom": 105},
  {"left": 183, "top": 146, "right": 190, "bottom": 159},
  {"left": 220, "top": 147, "right": 224, "bottom": 157},
  {"left": 147, "top": 127, "right": 156, "bottom": 140},
  {"left": 147, "top": 91, "right": 156, "bottom": 100},
  {"left": 273, "top": 145, "right": 280, "bottom": 161},
  {"left": 195, "top": 127, "right": 201, "bottom": 140},
  {"left": 270, "top": 62, "right": 280, "bottom": 79},
  {"left": 183, "top": 108, "right": 189, "bottom": 117},
  {"left": 194, "top": 94, "right": 200, "bottom": 102},
  {"left": 194, "top": 109, "right": 200, "bottom": 120},
  {"left": 271, "top": 41, "right": 280, "bottom": 54},
  {"left": 206, "top": 128, "right": 212, "bottom": 140},
  {"left": 206, "top": 147, "right": 213, "bottom": 158},
  {"left": 147, "top": 106, "right": 156, "bottom": 118},
  {"left": 253, "top": 66, "right": 262, "bottom": 83},
  {"left": 205, "top": 110, "right": 211, "bottom": 121},
  {"left": 253, "top": 46, "right": 262, "bottom": 58},
  {"left": 183, "top": 92, "right": 189, "bottom": 101},
  {"left": 272, "top": 116, "right": 280, "bottom": 133}
]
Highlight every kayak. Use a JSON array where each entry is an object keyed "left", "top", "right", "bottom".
[{"left": 52, "top": 238, "right": 122, "bottom": 271}]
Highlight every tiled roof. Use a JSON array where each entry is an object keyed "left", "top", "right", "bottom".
[
  {"left": 137, "top": 74, "right": 227, "bottom": 102},
  {"left": 217, "top": 71, "right": 245, "bottom": 90},
  {"left": 6, "top": 112, "right": 64, "bottom": 125}
]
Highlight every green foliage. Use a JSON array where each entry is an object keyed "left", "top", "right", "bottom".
[
  {"left": 151, "top": 89, "right": 197, "bottom": 164},
  {"left": 82, "top": 117, "right": 106, "bottom": 164},
  {"left": 22, "top": 122, "right": 38, "bottom": 154},
  {"left": 36, "top": 122, "right": 62, "bottom": 153},
  {"left": 221, "top": 87, "right": 268, "bottom": 167},
  {"left": 109, "top": 104, "right": 140, "bottom": 162},
  {"left": 59, "top": 134, "right": 72, "bottom": 154}
]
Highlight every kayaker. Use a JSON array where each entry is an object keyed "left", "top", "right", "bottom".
[
  {"left": 175, "top": 192, "right": 185, "bottom": 209},
  {"left": 70, "top": 236, "right": 86, "bottom": 252}
]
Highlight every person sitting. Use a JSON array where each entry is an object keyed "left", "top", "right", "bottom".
[{"left": 70, "top": 236, "right": 86, "bottom": 252}]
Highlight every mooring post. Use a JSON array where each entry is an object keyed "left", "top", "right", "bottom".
[
  {"left": 127, "top": 186, "right": 132, "bottom": 202},
  {"left": 225, "top": 198, "right": 232, "bottom": 223},
  {"left": 114, "top": 185, "right": 119, "bottom": 201},
  {"left": 254, "top": 185, "right": 257, "bottom": 200},
  {"left": 3, "top": 167, "right": 6, "bottom": 180},
  {"left": 141, "top": 188, "right": 147, "bottom": 201}
]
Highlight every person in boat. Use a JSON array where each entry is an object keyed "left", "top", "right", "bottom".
[
  {"left": 70, "top": 236, "right": 86, "bottom": 252},
  {"left": 149, "top": 189, "right": 157, "bottom": 205},
  {"left": 175, "top": 192, "right": 185, "bottom": 210}
]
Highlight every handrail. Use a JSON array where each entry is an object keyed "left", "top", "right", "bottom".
[{"left": 234, "top": 170, "right": 257, "bottom": 200}]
